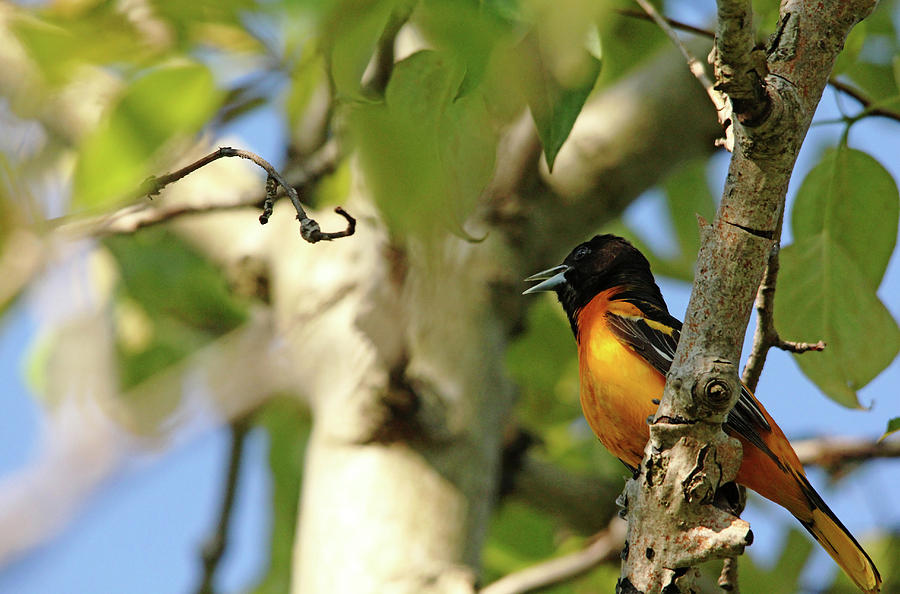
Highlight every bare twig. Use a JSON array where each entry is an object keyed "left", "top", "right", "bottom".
[
  {"left": 479, "top": 519, "right": 626, "bottom": 594},
  {"left": 828, "top": 78, "right": 900, "bottom": 123},
  {"left": 141, "top": 145, "right": 354, "bottom": 243},
  {"left": 718, "top": 556, "right": 741, "bottom": 592},
  {"left": 195, "top": 419, "right": 250, "bottom": 594},
  {"left": 631, "top": 0, "right": 734, "bottom": 150},
  {"left": 742, "top": 244, "right": 826, "bottom": 392},
  {"left": 56, "top": 139, "right": 343, "bottom": 238}
]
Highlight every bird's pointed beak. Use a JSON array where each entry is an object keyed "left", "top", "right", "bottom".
[{"left": 523, "top": 265, "right": 570, "bottom": 295}]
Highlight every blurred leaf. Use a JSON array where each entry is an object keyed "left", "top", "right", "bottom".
[
  {"left": 103, "top": 228, "right": 248, "bottom": 390},
  {"left": 483, "top": 500, "right": 619, "bottom": 593},
  {"left": 833, "top": 22, "right": 867, "bottom": 76},
  {"left": 775, "top": 236, "right": 900, "bottom": 408},
  {"left": 348, "top": 50, "right": 496, "bottom": 238},
  {"left": 416, "top": 0, "right": 512, "bottom": 99},
  {"left": 594, "top": 9, "right": 664, "bottom": 86},
  {"left": 74, "top": 63, "right": 224, "bottom": 209},
  {"left": 483, "top": 500, "right": 558, "bottom": 579},
  {"left": 520, "top": 28, "right": 602, "bottom": 171},
  {"left": 792, "top": 147, "right": 898, "bottom": 288},
  {"left": 846, "top": 63, "right": 900, "bottom": 115},
  {"left": 839, "top": 2, "right": 900, "bottom": 113},
  {"left": 151, "top": 0, "right": 262, "bottom": 50},
  {"left": 250, "top": 397, "right": 311, "bottom": 594},
  {"left": 12, "top": 4, "right": 149, "bottom": 85},
  {"left": 311, "top": 159, "right": 352, "bottom": 206},
  {"left": 881, "top": 417, "right": 900, "bottom": 442},
  {"left": 285, "top": 49, "right": 327, "bottom": 129}
]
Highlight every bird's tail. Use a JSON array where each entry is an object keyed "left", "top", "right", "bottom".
[{"left": 791, "top": 472, "right": 881, "bottom": 593}]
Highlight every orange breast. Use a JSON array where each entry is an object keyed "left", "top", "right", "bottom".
[{"left": 577, "top": 293, "right": 663, "bottom": 467}]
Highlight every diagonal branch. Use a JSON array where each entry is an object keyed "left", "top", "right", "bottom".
[
  {"left": 632, "top": 0, "right": 734, "bottom": 150},
  {"left": 615, "top": 8, "right": 715, "bottom": 39},
  {"left": 617, "top": 9, "right": 900, "bottom": 126}
]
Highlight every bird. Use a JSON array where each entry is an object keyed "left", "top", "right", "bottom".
[{"left": 523, "top": 234, "right": 881, "bottom": 593}]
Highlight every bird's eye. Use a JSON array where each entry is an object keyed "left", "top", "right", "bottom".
[{"left": 573, "top": 246, "right": 590, "bottom": 261}]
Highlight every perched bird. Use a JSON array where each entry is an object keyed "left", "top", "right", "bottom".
[{"left": 524, "top": 234, "right": 881, "bottom": 593}]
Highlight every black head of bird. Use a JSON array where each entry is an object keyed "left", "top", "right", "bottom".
[{"left": 523, "top": 234, "right": 666, "bottom": 332}]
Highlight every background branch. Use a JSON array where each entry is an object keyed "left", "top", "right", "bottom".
[
  {"left": 195, "top": 418, "right": 250, "bottom": 594},
  {"left": 632, "top": 0, "right": 734, "bottom": 150},
  {"left": 479, "top": 520, "right": 626, "bottom": 594},
  {"left": 794, "top": 436, "right": 900, "bottom": 474},
  {"left": 828, "top": 78, "right": 900, "bottom": 123}
]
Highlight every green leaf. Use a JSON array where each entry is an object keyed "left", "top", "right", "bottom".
[
  {"left": 73, "top": 63, "right": 223, "bottom": 209},
  {"left": 881, "top": 417, "right": 900, "bottom": 442},
  {"left": 844, "top": 62, "right": 900, "bottom": 113},
  {"left": 347, "top": 50, "right": 496, "bottom": 237},
  {"left": 103, "top": 228, "right": 248, "bottom": 390},
  {"left": 151, "top": 0, "right": 260, "bottom": 49},
  {"left": 11, "top": 6, "right": 149, "bottom": 85},
  {"left": 832, "top": 22, "right": 867, "bottom": 76},
  {"left": 782, "top": 146, "right": 900, "bottom": 406},
  {"left": 519, "top": 29, "right": 602, "bottom": 171},
  {"left": 415, "top": 0, "right": 512, "bottom": 99},
  {"left": 483, "top": 501, "right": 561, "bottom": 584},
  {"left": 286, "top": 49, "right": 327, "bottom": 130},
  {"left": 249, "top": 397, "right": 311, "bottom": 594},
  {"left": 793, "top": 146, "right": 899, "bottom": 287},
  {"left": 775, "top": 236, "right": 900, "bottom": 407}
]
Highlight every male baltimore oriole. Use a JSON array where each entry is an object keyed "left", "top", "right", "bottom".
[{"left": 524, "top": 234, "right": 881, "bottom": 593}]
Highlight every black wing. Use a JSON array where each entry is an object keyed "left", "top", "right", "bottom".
[{"left": 605, "top": 312, "right": 777, "bottom": 461}]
